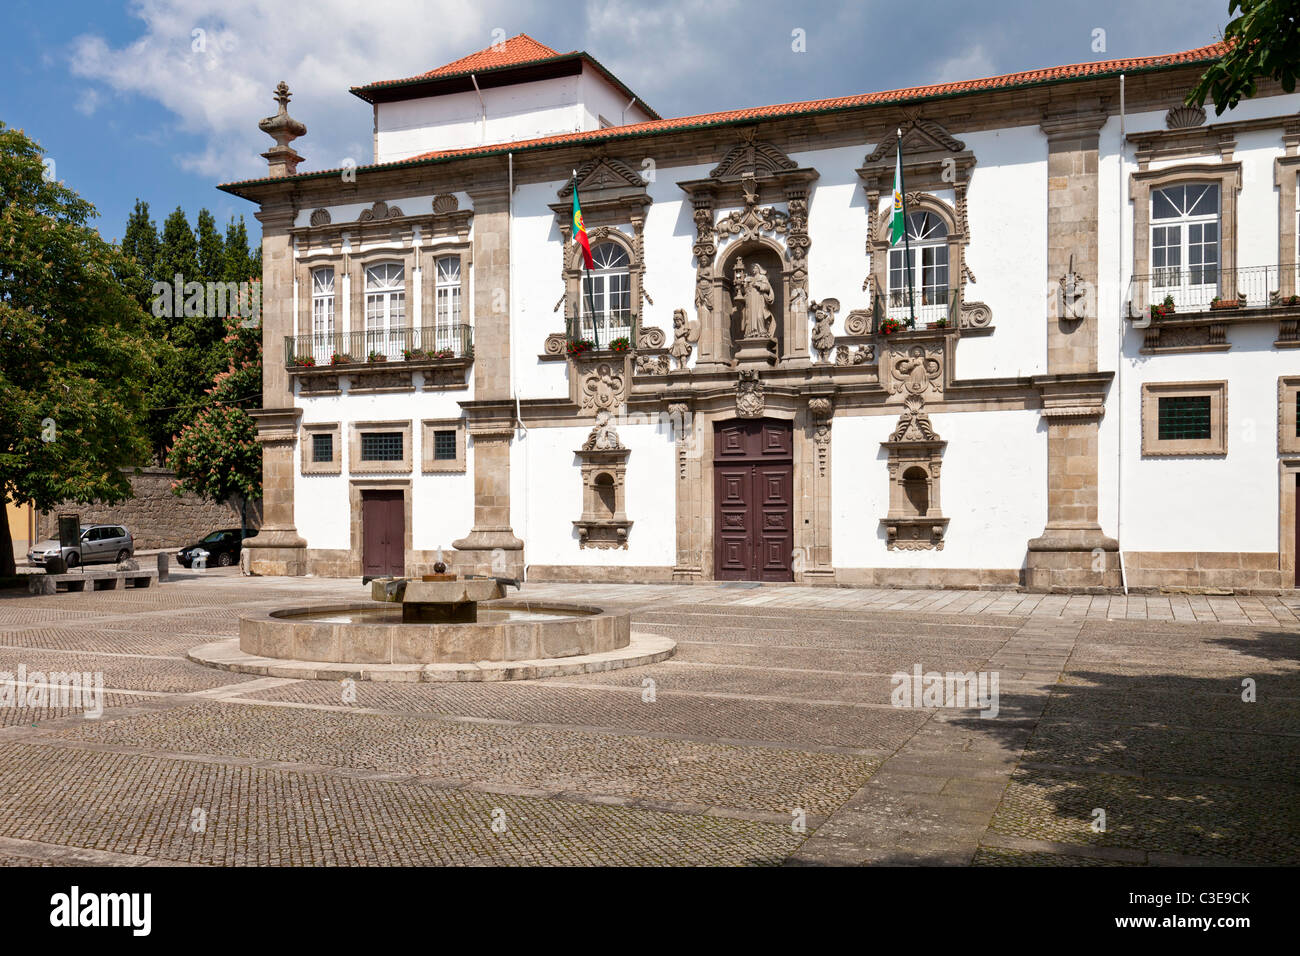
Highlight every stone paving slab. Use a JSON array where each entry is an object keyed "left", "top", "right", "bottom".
[
  {"left": 0, "top": 742, "right": 802, "bottom": 866},
  {"left": 43, "top": 701, "right": 875, "bottom": 817}
]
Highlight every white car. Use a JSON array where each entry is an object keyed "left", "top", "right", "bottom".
[{"left": 28, "top": 524, "right": 135, "bottom": 569}]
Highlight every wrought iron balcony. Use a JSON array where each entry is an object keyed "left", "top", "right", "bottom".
[
  {"left": 1126, "top": 264, "right": 1300, "bottom": 319},
  {"left": 285, "top": 324, "right": 473, "bottom": 368},
  {"left": 873, "top": 289, "right": 959, "bottom": 330}
]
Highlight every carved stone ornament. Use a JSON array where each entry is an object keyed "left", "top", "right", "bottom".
[
  {"left": 736, "top": 369, "right": 765, "bottom": 418},
  {"left": 834, "top": 344, "right": 873, "bottom": 366},
  {"left": 358, "top": 200, "right": 403, "bottom": 222},
  {"left": 579, "top": 362, "right": 627, "bottom": 412},
  {"left": 889, "top": 394, "right": 941, "bottom": 442},
  {"left": 810, "top": 298, "right": 839, "bottom": 360},
  {"left": 1165, "top": 104, "right": 1207, "bottom": 129},
  {"left": 844, "top": 309, "right": 872, "bottom": 336},
  {"left": 432, "top": 193, "right": 459, "bottom": 214},
  {"left": 257, "top": 81, "right": 306, "bottom": 176},
  {"left": 309, "top": 208, "right": 331, "bottom": 226},
  {"left": 635, "top": 354, "right": 670, "bottom": 375},
  {"left": 582, "top": 409, "right": 624, "bottom": 450},
  {"left": 637, "top": 326, "right": 666, "bottom": 349},
  {"left": 669, "top": 308, "right": 699, "bottom": 369},
  {"left": 716, "top": 177, "right": 791, "bottom": 244},
  {"left": 885, "top": 344, "right": 943, "bottom": 397},
  {"left": 544, "top": 332, "right": 568, "bottom": 357},
  {"left": 709, "top": 127, "right": 799, "bottom": 180}
]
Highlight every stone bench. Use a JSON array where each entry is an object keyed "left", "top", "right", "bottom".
[{"left": 27, "top": 569, "right": 159, "bottom": 595}]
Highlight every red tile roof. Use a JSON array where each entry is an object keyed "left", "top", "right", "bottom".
[
  {"left": 221, "top": 41, "right": 1227, "bottom": 193},
  {"left": 359, "top": 33, "right": 562, "bottom": 91}
]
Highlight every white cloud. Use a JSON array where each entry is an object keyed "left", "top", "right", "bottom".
[
  {"left": 68, "top": 0, "right": 517, "bottom": 180},
  {"left": 75, "top": 87, "right": 103, "bottom": 116},
  {"left": 930, "top": 44, "right": 999, "bottom": 86}
]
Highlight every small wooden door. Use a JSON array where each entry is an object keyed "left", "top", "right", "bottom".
[
  {"left": 362, "top": 490, "right": 405, "bottom": 578},
  {"left": 713, "top": 419, "right": 794, "bottom": 582}
]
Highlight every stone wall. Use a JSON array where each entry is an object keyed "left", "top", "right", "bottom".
[{"left": 37, "top": 468, "right": 262, "bottom": 550}]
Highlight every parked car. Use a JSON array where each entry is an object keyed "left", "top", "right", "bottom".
[
  {"left": 27, "top": 524, "right": 134, "bottom": 568},
  {"left": 177, "top": 528, "right": 258, "bottom": 568}
]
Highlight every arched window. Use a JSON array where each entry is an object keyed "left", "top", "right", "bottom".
[
  {"left": 902, "top": 466, "right": 930, "bottom": 517},
  {"left": 433, "top": 255, "right": 461, "bottom": 352},
  {"left": 1152, "top": 184, "right": 1219, "bottom": 305},
  {"left": 310, "top": 267, "right": 335, "bottom": 363},
  {"left": 580, "top": 242, "right": 632, "bottom": 343},
  {"left": 364, "top": 262, "right": 405, "bottom": 358},
  {"left": 887, "top": 211, "right": 949, "bottom": 324}
]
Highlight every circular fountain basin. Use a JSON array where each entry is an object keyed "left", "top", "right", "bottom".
[{"left": 239, "top": 599, "right": 629, "bottom": 665}]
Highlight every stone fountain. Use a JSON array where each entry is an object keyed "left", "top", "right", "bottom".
[{"left": 188, "top": 557, "right": 674, "bottom": 682}]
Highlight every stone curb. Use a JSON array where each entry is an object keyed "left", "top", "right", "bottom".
[{"left": 187, "top": 631, "right": 676, "bottom": 682}]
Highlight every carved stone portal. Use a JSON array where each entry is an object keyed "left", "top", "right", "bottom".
[
  {"left": 880, "top": 395, "right": 949, "bottom": 550},
  {"left": 574, "top": 411, "right": 632, "bottom": 550}
]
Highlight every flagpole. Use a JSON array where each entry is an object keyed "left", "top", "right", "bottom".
[
  {"left": 574, "top": 170, "right": 601, "bottom": 348},
  {"left": 898, "top": 130, "right": 916, "bottom": 329}
]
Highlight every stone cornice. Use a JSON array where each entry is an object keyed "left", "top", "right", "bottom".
[{"left": 1031, "top": 371, "right": 1113, "bottom": 420}]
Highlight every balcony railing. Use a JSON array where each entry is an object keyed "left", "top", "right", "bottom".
[
  {"left": 285, "top": 324, "right": 473, "bottom": 367},
  {"left": 1126, "top": 264, "right": 1299, "bottom": 318},
  {"left": 566, "top": 312, "right": 636, "bottom": 348},
  {"left": 874, "top": 289, "right": 958, "bottom": 329}
]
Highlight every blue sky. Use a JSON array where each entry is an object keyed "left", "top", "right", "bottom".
[{"left": 0, "top": 0, "right": 1231, "bottom": 245}]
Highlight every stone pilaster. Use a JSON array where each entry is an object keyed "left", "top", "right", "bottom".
[
  {"left": 801, "top": 394, "right": 835, "bottom": 582},
  {"left": 244, "top": 202, "right": 308, "bottom": 576},
  {"left": 449, "top": 183, "right": 524, "bottom": 576},
  {"left": 1025, "top": 109, "right": 1120, "bottom": 592},
  {"left": 669, "top": 399, "right": 704, "bottom": 582}
]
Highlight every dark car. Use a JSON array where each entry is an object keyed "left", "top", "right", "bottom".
[{"left": 177, "top": 528, "right": 258, "bottom": 568}]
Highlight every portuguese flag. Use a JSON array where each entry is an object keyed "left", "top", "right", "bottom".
[
  {"left": 891, "top": 135, "right": 906, "bottom": 245},
  {"left": 572, "top": 172, "right": 594, "bottom": 270}
]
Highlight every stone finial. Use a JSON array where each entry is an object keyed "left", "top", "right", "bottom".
[{"left": 258, "top": 80, "right": 306, "bottom": 177}]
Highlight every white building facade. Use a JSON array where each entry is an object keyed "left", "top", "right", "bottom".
[{"left": 223, "top": 35, "right": 1300, "bottom": 592}]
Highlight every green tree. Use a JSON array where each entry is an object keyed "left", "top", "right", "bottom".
[
  {"left": 121, "top": 199, "right": 159, "bottom": 305},
  {"left": 0, "top": 122, "right": 156, "bottom": 576},
  {"left": 166, "top": 307, "right": 262, "bottom": 533},
  {"left": 1188, "top": 0, "right": 1300, "bottom": 114},
  {"left": 155, "top": 206, "right": 197, "bottom": 285},
  {"left": 222, "top": 215, "right": 259, "bottom": 283}
]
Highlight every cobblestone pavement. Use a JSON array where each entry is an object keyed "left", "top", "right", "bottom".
[{"left": 0, "top": 574, "right": 1295, "bottom": 866}]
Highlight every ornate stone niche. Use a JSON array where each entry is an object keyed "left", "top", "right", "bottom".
[
  {"left": 857, "top": 113, "right": 992, "bottom": 333},
  {"left": 880, "top": 395, "right": 949, "bottom": 551},
  {"left": 678, "top": 127, "right": 818, "bottom": 368},
  {"left": 573, "top": 410, "right": 633, "bottom": 549},
  {"left": 549, "top": 152, "right": 653, "bottom": 347}
]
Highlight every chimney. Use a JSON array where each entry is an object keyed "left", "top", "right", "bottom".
[{"left": 258, "top": 81, "right": 306, "bottom": 177}]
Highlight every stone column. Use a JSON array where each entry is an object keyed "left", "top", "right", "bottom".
[
  {"left": 452, "top": 181, "right": 524, "bottom": 576},
  {"left": 244, "top": 201, "right": 308, "bottom": 575},
  {"left": 1025, "top": 110, "right": 1120, "bottom": 591}
]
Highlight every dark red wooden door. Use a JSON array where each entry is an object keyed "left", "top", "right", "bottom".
[
  {"left": 362, "top": 490, "right": 405, "bottom": 578},
  {"left": 713, "top": 419, "right": 793, "bottom": 582}
]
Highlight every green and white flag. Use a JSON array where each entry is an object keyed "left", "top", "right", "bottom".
[{"left": 891, "top": 135, "right": 905, "bottom": 244}]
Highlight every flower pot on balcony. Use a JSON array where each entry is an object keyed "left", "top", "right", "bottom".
[{"left": 1210, "top": 298, "right": 1240, "bottom": 310}]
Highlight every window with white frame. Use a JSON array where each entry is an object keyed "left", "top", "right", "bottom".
[
  {"left": 433, "top": 255, "right": 461, "bottom": 353},
  {"left": 1151, "top": 184, "right": 1219, "bottom": 307},
  {"left": 579, "top": 242, "right": 632, "bottom": 343},
  {"left": 887, "top": 211, "right": 950, "bottom": 324},
  {"left": 310, "top": 267, "right": 335, "bottom": 363},
  {"left": 364, "top": 262, "right": 405, "bottom": 359}
]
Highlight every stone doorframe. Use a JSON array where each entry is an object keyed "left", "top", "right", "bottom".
[
  {"left": 1282, "top": 458, "right": 1300, "bottom": 588},
  {"left": 348, "top": 478, "right": 412, "bottom": 577},
  {"left": 670, "top": 393, "right": 833, "bottom": 584}
]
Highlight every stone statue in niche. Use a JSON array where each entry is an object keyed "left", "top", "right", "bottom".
[
  {"left": 733, "top": 258, "right": 776, "bottom": 340},
  {"left": 669, "top": 308, "right": 700, "bottom": 369},
  {"left": 582, "top": 409, "right": 624, "bottom": 451},
  {"left": 1060, "top": 255, "right": 1088, "bottom": 321}
]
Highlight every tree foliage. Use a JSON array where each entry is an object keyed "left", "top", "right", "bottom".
[
  {"left": 118, "top": 202, "right": 260, "bottom": 462},
  {"left": 166, "top": 305, "right": 262, "bottom": 524},
  {"left": 1188, "top": 0, "right": 1300, "bottom": 114},
  {"left": 0, "top": 122, "right": 156, "bottom": 575}
]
